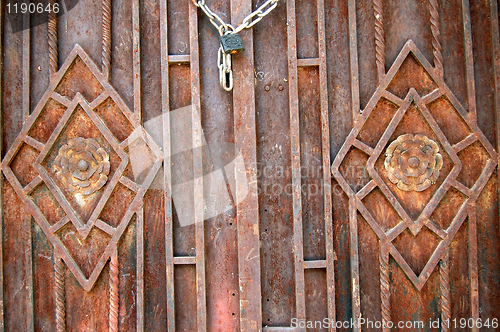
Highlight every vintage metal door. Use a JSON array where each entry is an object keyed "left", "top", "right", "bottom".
[{"left": 1, "top": 0, "right": 499, "bottom": 331}]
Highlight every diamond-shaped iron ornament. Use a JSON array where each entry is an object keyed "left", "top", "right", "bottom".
[
  {"left": 35, "top": 93, "right": 130, "bottom": 239},
  {"left": 331, "top": 40, "right": 497, "bottom": 290},
  {"left": 1, "top": 45, "right": 162, "bottom": 292},
  {"left": 367, "top": 87, "right": 462, "bottom": 236}
]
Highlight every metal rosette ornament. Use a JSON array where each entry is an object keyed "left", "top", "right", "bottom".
[
  {"left": 54, "top": 137, "right": 110, "bottom": 196},
  {"left": 384, "top": 134, "right": 443, "bottom": 192}
]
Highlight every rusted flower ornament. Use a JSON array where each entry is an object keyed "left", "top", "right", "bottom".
[
  {"left": 54, "top": 137, "right": 110, "bottom": 195},
  {"left": 384, "top": 134, "right": 443, "bottom": 192}
]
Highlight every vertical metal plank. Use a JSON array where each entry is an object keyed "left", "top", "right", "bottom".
[
  {"left": 160, "top": 0, "right": 176, "bottom": 330},
  {"left": 489, "top": 0, "right": 500, "bottom": 245},
  {"left": 197, "top": 1, "right": 240, "bottom": 329},
  {"left": 22, "top": 12, "right": 34, "bottom": 332},
  {"left": 461, "top": 0, "right": 477, "bottom": 120},
  {"left": 286, "top": 0, "right": 306, "bottom": 326},
  {"left": 0, "top": 0, "right": 4, "bottom": 329},
  {"left": 26, "top": 221, "right": 34, "bottom": 332},
  {"left": 468, "top": 204, "right": 479, "bottom": 332},
  {"left": 348, "top": 0, "right": 360, "bottom": 118},
  {"left": 133, "top": 0, "right": 144, "bottom": 328},
  {"left": 231, "top": 0, "right": 262, "bottom": 330},
  {"left": 48, "top": 4, "right": 63, "bottom": 331},
  {"left": 133, "top": 0, "right": 142, "bottom": 119},
  {"left": 325, "top": 14, "right": 354, "bottom": 327},
  {"left": 349, "top": 199, "right": 360, "bottom": 331},
  {"left": 22, "top": 14, "right": 30, "bottom": 119},
  {"left": 136, "top": 209, "right": 144, "bottom": 332},
  {"left": 316, "top": 0, "right": 335, "bottom": 329},
  {"left": 189, "top": 4, "right": 207, "bottom": 331},
  {"left": 103, "top": 2, "right": 119, "bottom": 330}
]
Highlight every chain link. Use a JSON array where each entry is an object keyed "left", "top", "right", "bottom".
[
  {"left": 192, "top": 0, "right": 278, "bottom": 35},
  {"left": 191, "top": 0, "right": 278, "bottom": 90},
  {"left": 234, "top": 0, "right": 279, "bottom": 33},
  {"left": 218, "top": 46, "right": 233, "bottom": 91}
]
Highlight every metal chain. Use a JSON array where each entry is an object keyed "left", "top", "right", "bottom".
[
  {"left": 192, "top": 0, "right": 278, "bottom": 35},
  {"left": 191, "top": 0, "right": 279, "bottom": 90}
]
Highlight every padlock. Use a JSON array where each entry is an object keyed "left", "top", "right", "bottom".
[{"left": 219, "top": 33, "right": 245, "bottom": 54}]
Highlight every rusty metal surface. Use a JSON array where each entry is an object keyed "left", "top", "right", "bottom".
[
  {"left": 332, "top": 1, "right": 499, "bottom": 332},
  {"left": 231, "top": 0, "right": 261, "bottom": 330},
  {"left": 1, "top": 0, "right": 500, "bottom": 331}
]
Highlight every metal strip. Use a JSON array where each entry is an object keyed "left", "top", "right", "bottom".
[
  {"left": 119, "top": 176, "right": 140, "bottom": 193},
  {"left": 462, "top": 0, "right": 477, "bottom": 120},
  {"left": 95, "top": 220, "right": 115, "bottom": 236},
  {"left": 468, "top": 204, "right": 479, "bottom": 332},
  {"left": 231, "top": 0, "right": 263, "bottom": 329},
  {"left": 424, "top": 220, "right": 448, "bottom": 240},
  {"left": 23, "top": 136, "right": 44, "bottom": 151},
  {"left": 51, "top": 92, "right": 71, "bottom": 107},
  {"left": 452, "top": 133, "right": 477, "bottom": 153},
  {"left": 23, "top": 176, "right": 42, "bottom": 196},
  {"left": 348, "top": 0, "right": 360, "bottom": 118},
  {"left": 48, "top": 0, "right": 58, "bottom": 74},
  {"left": 297, "top": 58, "right": 320, "bottom": 67},
  {"left": 133, "top": 0, "right": 141, "bottom": 119},
  {"left": 373, "top": 0, "right": 385, "bottom": 81},
  {"left": 317, "top": 0, "right": 336, "bottom": 329},
  {"left": 136, "top": 209, "right": 144, "bottom": 332},
  {"left": 381, "top": 90, "right": 404, "bottom": 106},
  {"left": 102, "top": 0, "right": 112, "bottom": 80},
  {"left": 263, "top": 327, "right": 299, "bottom": 332},
  {"left": 168, "top": 54, "right": 190, "bottom": 64},
  {"left": 353, "top": 139, "right": 374, "bottom": 155},
  {"left": 173, "top": 257, "right": 196, "bottom": 265},
  {"left": 489, "top": 0, "right": 500, "bottom": 246},
  {"left": 189, "top": 4, "right": 207, "bottom": 331},
  {"left": 379, "top": 243, "right": 390, "bottom": 332},
  {"left": 357, "top": 198, "right": 389, "bottom": 241},
  {"left": 420, "top": 88, "right": 443, "bottom": 104},
  {"left": 22, "top": 12, "right": 35, "bottom": 332},
  {"left": 429, "top": 0, "right": 443, "bottom": 76},
  {"left": 160, "top": 0, "right": 175, "bottom": 330},
  {"left": 0, "top": 2, "right": 4, "bottom": 328},
  {"left": 49, "top": 217, "right": 69, "bottom": 234},
  {"left": 23, "top": 218, "right": 35, "bottom": 331},
  {"left": 286, "top": 0, "right": 306, "bottom": 324},
  {"left": 109, "top": 250, "right": 119, "bottom": 332},
  {"left": 349, "top": 199, "right": 361, "bottom": 331},
  {"left": 54, "top": 256, "right": 65, "bottom": 332},
  {"left": 304, "top": 260, "right": 327, "bottom": 269},
  {"left": 262, "top": 326, "right": 299, "bottom": 332},
  {"left": 22, "top": 13, "right": 30, "bottom": 120},
  {"left": 355, "top": 180, "right": 376, "bottom": 201},
  {"left": 26, "top": 218, "right": 34, "bottom": 332},
  {"left": 439, "top": 251, "right": 450, "bottom": 332}
]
